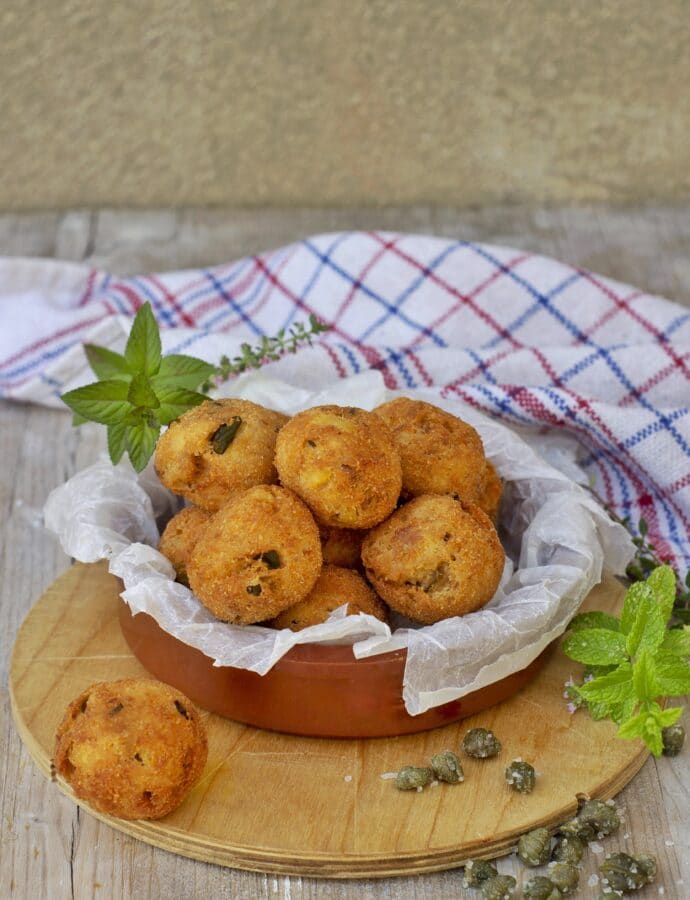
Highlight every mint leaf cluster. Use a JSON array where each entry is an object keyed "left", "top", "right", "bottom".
[
  {"left": 563, "top": 566, "right": 690, "bottom": 756},
  {"left": 62, "top": 303, "right": 215, "bottom": 471}
]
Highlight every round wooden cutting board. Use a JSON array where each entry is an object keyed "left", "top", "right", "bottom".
[{"left": 10, "top": 562, "right": 647, "bottom": 878}]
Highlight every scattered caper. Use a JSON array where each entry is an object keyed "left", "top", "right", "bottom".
[
  {"left": 662, "top": 723, "right": 685, "bottom": 756},
  {"left": 599, "top": 851, "right": 656, "bottom": 892},
  {"left": 505, "top": 760, "right": 536, "bottom": 793},
  {"left": 636, "top": 853, "right": 657, "bottom": 882},
  {"left": 462, "top": 727, "right": 502, "bottom": 758},
  {"left": 523, "top": 875, "right": 561, "bottom": 900},
  {"left": 246, "top": 584, "right": 262, "bottom": 596},
  {"left": 548, "top": 861, "right": 579, "bottom": 895},
  {"left": 480, "top": 873, "right": 516, "bottom": 900},
  {"left": 430, "top": 750, "right": 464, "bottom": 784},
  {"left": 395, "top": 766, "right": 433, "bottom": 791},
  {"left": 210, "top": 417, "right": 242, "bottom": 454},
  {"left": 559, "top": 816, "right": 595, "bottom": 842},
  {"left": 463, "top": 858, "right": 498, "bottom": 888},
  {"left": 551, "top": 834, "right": 585, "bottom": 865},
  {"left": 517, "top": 827, "right": 551, "bottom": 867},
  {"left": 577, "top": 798, "right": 620, "bottom": 837}
]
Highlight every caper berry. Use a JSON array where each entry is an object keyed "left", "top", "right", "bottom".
[
  {"left": 480, "top": 873, "right": 516, "bottom": 900},
  {"left": 551, "top": 834, "right": 585, "bottom": 864},
  {"left": 577, "top": 798, "right": 620, "bottom": 837},
  {"left": 662, "top": 723, "right": 685, "bottom": 756},
  {"left": 505, "top": 760, "right": 536, "bottom": 793},
  {"left": 517, "top": 827, "right": 551, "bottom": 867},
  {"left": 523, "top": 876, "right": 561, "bottom": 900},
  {"left": 599, "top": 851, "right": 656, "bottom": 892},
  {"left": 559, "top": 816, "right": 595, "bottom": 842},
  {"left": 430, "top": 750, "right": 464, "bottom": 784},
  {"left": 395, "top": 765, "right": 433, "bottom": 791},
  {"left": 463, "top": 858, "right": 498, "bottom": 888},
  {"left": 548, "top": 861, "right": 579, "bottom": 895},
  {"left": 462, "top": 727, "right": 502, "bottom": 758}
]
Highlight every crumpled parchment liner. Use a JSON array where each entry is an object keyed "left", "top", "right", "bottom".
[{"left": 44, "top": 370, "right": 635, "bottom": 715}]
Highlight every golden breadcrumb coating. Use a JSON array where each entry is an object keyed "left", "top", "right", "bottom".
[
  {"left": 154, "top": 398, "right": 288, "bottom": 512},
  {"left": 477, "top": 460, "right": 503, "bottom": 524},
  {"left": 270, "top": 564, "right": 388, "bottom": 631},
  {"left": 319, "top": 524, "right": 365, "bottom": 568},
  {"left": 275, "top": 405, "right": 402, "bottom": 529},
  {"left": 187, "top": 484, "right": 322, "bottom": 623},
  {"left": 158, "top": 506, "right": 211, "bottom": 586},
  {"left": 362, "top": 494, "right": 504, "bottom": 624},
  {"left": 374, "top": 397, "right": 486, "bottom": 503},
  {"left": 54, "top": 679, "right": 207, "bottom": 820}
]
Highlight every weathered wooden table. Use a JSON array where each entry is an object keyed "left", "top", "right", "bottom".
[{"left": 1, "top": 207, "right": 688, "bottom": 899}]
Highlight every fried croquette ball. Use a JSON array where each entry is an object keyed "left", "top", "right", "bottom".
[
  {"left": 374, "top": 397, "right": 486, "bottom": 503},
  {"left": 477, "top": 461, "right": 503, "bottom": 524},
  {"left": 187, "top": 484, "right": 322, "bottom": 624},
  {"left": 154, "top": 399, "right": 288, "bottom": 512},
  {"left": 158, "top": 506, "right": 211, "bottom": 586},
  {"left": 319, "top": 525, "right": 364, "bottom": 568},
  {"left": 275, "top": 405, "right": 402, "bottom": 529},
  {"left": 54, "top": 679, "right": 207, "bottom": 820},
  {"left": 270, "top": 565, "right": 388, "bottom": 631},
  {"left": 362, "top": 494, "right": 504, "bottom": 624}
]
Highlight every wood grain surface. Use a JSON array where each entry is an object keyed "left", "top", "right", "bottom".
[
  {"left": 10, "top": 562, "right": 649, "bottom": 878},
  {"left": 1, "top": 207, "right": 688, "bottom": 899}
]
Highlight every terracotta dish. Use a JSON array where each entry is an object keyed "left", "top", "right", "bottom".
[{"left": 119, "top": 600, "right": 549, "bottom": 738}]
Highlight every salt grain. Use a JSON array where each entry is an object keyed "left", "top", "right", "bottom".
[
  {"left": 623, "top": 833, "right": 630, "bottom": 840},
  {"left": 588, "top": 874, "right": 600, "bottom": 887},
  {"left": 430, "top": 780, "right": 439, "bottom": 788},
  {"left": 343, "top": 775, "right": 352, "bottom": 783},
  {"left": 590, "top": 841, "right": 604, "bottom": 855},
  {"left": 380, "top": 772, "right": 398, "bottom": 780},
  {"left": 416, "top": 786, "right": 423, "bottom": 793},
  {"left": 664, "top": 839, "right": 674, "bottom": 847},
  {"left": 658, "top": 887, "right": 665, "bottom": 895}
]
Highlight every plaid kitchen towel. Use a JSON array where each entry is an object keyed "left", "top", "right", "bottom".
[{"left": 1, "top": 232, "right": 688, "bottom": 573}]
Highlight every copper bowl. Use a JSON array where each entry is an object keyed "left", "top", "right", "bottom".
[{"left": 119, "top": 600, "right": 549, "bottom": 738}]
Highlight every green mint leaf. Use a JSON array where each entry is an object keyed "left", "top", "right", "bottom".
[
  {"left": 577, "top": 663, "right": 634, "bottom": 707},
  {"left": 654, "top": 705, "right": 683, "bottom": 729},
  {"left": 609, "top": 695, "right": 637, "bottom": 725},
  {"left": 72, "top": 412, "right": 88, "bottom": 426},
  {"left": 639, "top": 517, "right": 648, "bottom": 536},
  {"left": 61, "top": 380, "right": 132, "bottom": 426},
  {"left": 617, "top": 710, "right": 646, "bottom": 741},
  {"left": 125, "top": 421, "right": 160, "bottom": 472},
  {"left": 124, "top": 303, "right": 162, "bottom": 377},
  {"left": 154, "top": 387, "right": 208, "bottom": 425},
  {"left": 632, "top": 650, "right": 658, "bottom": 702},
  {"left": 127, "top": 373, "right": 160, "bottom": 409},
  {"left": 154, "top": 354, "right": 216, "bottom": 390},
  {"left": 568, "top": 611, "right": 620, "bottom": 632},
  {"left": 84, "top": 343, "right": 132, "bottom": 380},
  {"left": 661, "top": 629, "right": 690, "bottom": 657},
  {"left": 641, "top": 717, "right": 664, "bottom": 757},
  {"left": 653, "top": 652, "right": 690, "bottom": 697},
  {"left": 620, "top": 580, "right": 654, "bottom": 634},
  {"left": 646, "top": 564, "right": 676, "bottom": 624},
  {"left": 562, "top": 628, "right": 629, "bottom": 666},
  {"left": 626, "top": 597, "right": 666, "bottom": 657},
  {"left": 107, "top": 422, "right": 127, "bottom": 465}
]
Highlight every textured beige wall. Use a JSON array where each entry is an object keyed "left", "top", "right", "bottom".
[{"left": 1, "top": 1, "right": 689, "bottom": 210}]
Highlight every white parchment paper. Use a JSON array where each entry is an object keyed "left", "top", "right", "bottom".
[{"left": 44, "top": 370, "right": 635, "bottom": 715}]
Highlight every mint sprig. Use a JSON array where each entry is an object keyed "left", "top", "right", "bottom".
[
  {"left": 62, "top": 303, "right": 213, "bottom": 471},
  {"left": 61, "top": 303, "right": 329, "bottom": 472},
  {"left": 563, "top": 565, "right": 689, "bottom": 756}
]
